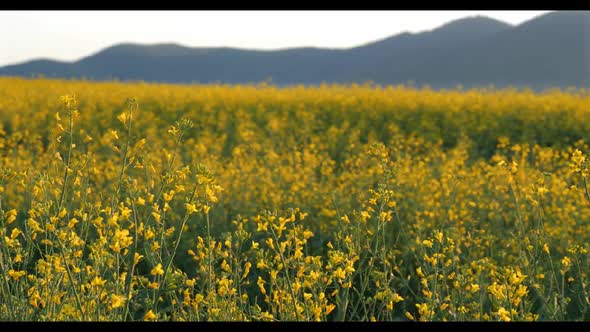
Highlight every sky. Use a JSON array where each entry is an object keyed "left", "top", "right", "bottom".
[{"left": 0, "top": 10, "right": 552, "bottom": 66}]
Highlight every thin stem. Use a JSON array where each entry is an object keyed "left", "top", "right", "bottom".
[
  {"left": 155, "top": 183, "right": 199, "bottom": 313},
  {"left": 55, "top": 235, "right": 85, "bottom": 320},
  {"left": 57, "top": 110, "right": 74, "bottom": 211},
  {"left": 583, "top": 177, "right": 590, "bottom": 203},
  {"left": 0, "top": 228, "right": 16, "bottom": 320},
  {"left": 268, "top": 223, "right": 301, "bottom": 321},
  {"left": 122, "top": 198, "right": 140, "bottom": 321},
  {"left": 111, "top": 101, "right": 135, "bottom": 212},
  {"left": 206, "top": 207, "right": 213, "bottom": 294}
]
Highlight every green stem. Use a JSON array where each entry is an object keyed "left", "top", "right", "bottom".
[
  {"left": 268, "top": 223, "right": 301, "bottom": 321},
  {"left": 155, "top": 183, "right": 199, "bottom": 314},
  {"left": 57, "top": 110, "right": 74, "bottom": 211}
]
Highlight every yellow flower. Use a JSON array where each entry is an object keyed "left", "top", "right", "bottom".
[
  {"left": 333, "top": 267, "right": 346, "bottom": 280},
  {"left": 510, "top": 161, "right": 518, "bottom": 173},
  {"left": 194, "top": 294, "right": 204, "bottom": 304},
  {"left": 143, "top": 310, "right": 157, "bottom": 321},
  {"left": 325, "top": 303, "right": 336, "bottom": 315},
  {"left": 562, "top": 256, "right": 571, "bottom": 268},
  {"left": 152, "top": 212, "right": 161, "bottom": 223},
  {"left": 537, "top": 186, "right": 549, "bottom": 195},
  {"left": 9, "top": 228, "right": 21, "bottom": 239},
  {"left": 416, "top": 267, "right": 425, "bottom": 278},
  {"left": 379, "top": 211, "right": 392, "bottom": 222},
  {"left": 151, "top": 263, "right": 164, "bottom": 276},
  {"left": 360, "top": 210, "right": 371, "bottom": 221},
  {"left": 5, "top": 209, "right": 17, "bottom": 224},
  {"left": 257, "top": 276, "right": 266, "bottom": 295},
  {"left": 488, "top": 283, "right": 506, "bottom": 301},
  {"left": 515, "top": 284, "right": 528, "bottom": 297},
  {"left": 117, "top": 112, "right": 130, "bottom": 125},
  {"left": 415, "top": 303, "right": 432, "bottom": 319},
  {"left": 509, "top": 270, "right": 526, "bottom": 284},
  {"left": 242, "top": 262, "right": 252, "bottom": 279},
  {"left": 134, "top": 253, "right": 144, "bottom": 265},
  {"left": 435, "top": 231, "right": 443, "bottom": 244},
  {"left": 259, "top": 311, "right": 274, "bottom": 321},
  {"left": 111, "top": 294, "right": 126, "bottom": 309},
  {"left": 185, "top": 203, "right": 198, "bottom": 214},
  {"left": 144, "top": 229, "right": 155, "bottom": 240},
  {"left": 8, "top": 269, "right": 26, "bottom": 280},
  {"left": 151, "top": 241, "right": 161, "bottom": 252},
  {"left": 221, "top": 260, "right": 231, "bottom": 273},
  {"left": 91, "top": 276, "right": 107, "bottom": 288},
  {"left": 497, "top": 307, "right": 511, "bottom": 322},
  {"left": 120, "top": 206, "right": 132, "bottom": 220}
]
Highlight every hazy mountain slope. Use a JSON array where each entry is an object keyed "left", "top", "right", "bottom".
[
  {"left": 1, "top": 11, "right": 588, "bottom": 89},
  {"left": 368, "top": 11, "right": 590, "bottom": 89}
]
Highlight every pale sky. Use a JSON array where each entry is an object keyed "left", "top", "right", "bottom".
[{"left": 0, "top": 10, "right": 552, "bottom": 66}]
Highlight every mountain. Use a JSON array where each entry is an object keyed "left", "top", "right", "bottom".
[
  {"left": 1, "top": 11, "right": 589, "bottom": 89},
  {"left": 369, "top": 11, "right": 590, "bottom": 89}
]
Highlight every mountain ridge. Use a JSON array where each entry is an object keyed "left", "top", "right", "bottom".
[{"left": 1, "top": 11, "right": 588, "bottom": 89}]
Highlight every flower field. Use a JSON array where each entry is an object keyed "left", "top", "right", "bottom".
[{"left": 1, "top": 77, "right": 590, "bottom": 321}]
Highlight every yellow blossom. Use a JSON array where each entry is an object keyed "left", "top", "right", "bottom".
[
  {"left": 151, "top": 263, "right": 164, "bottom": 276},
  {"left": 143, "top": 310, "right": 157, "bottom": 321}
]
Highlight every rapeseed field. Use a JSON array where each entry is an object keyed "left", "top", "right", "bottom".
[{"left": 1, "top": 77, "right": 590, "bottom": 321}]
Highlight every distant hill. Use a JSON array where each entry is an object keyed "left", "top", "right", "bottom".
[{"left": 1, "top": 11, "right": 589, "bottom": 89}]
